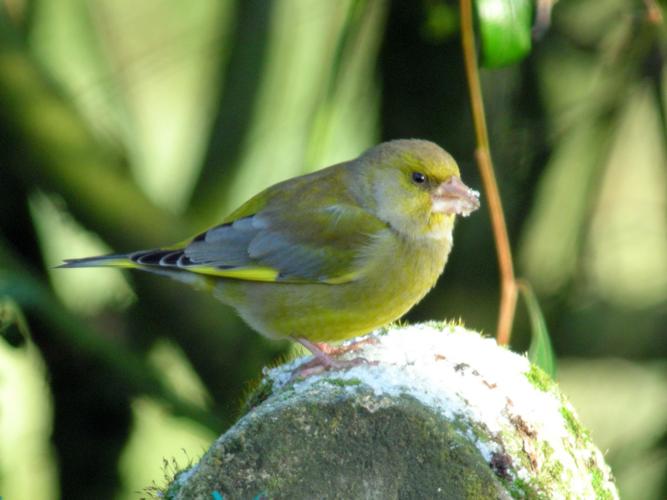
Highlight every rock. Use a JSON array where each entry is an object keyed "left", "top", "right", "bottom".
[{"left": 165, "top": 322, "right": 618, "bottom": 499}]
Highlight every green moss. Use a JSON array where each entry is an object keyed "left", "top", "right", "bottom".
[
  {"left": 546, "top": 459, "right": 564, "bottom": 483},
  {"left": 591, "top": 467, "right": 613, "bottom": 500},
  {"left": 325, "top": 377, "right": 362, "bottom": 387},
  {"left": 560, "top": 406, "right": 589, "bottom": 442},
  {"left": 154, "top": 461, "right": 196, "bottom": 500},
  {"left": 541, "top": 440, "right": 553, "bottom": 460},
  {"left": 171, "top": 391, "right": 508, "bottom": 498},
  {"left": 464, "top": 420, "right": 490, "bottom": 444},
  {"left": 239, "top": 377, "right": 275, "bottom": 416},
  {"left": 525, "top": 364, "right": 554, "bottom": 392},
  {"left": 539, "top": 441, "right": 564, "bottom": 482},
  {"left": 447, "top": 413, "right": 499, "bottom": 462},
  {"left": 506, "top": 477, "right": 542, "bottom": 499},
  {"left": 424, "top": 319, "right": 462, "bottom": 331}
]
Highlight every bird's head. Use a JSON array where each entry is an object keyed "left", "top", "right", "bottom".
[{"left": 355, "top": 139, "right": 480, "bottom": 239}]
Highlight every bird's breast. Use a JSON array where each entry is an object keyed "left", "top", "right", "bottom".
[
  {"left": 360, "top": 231, "right": 452, "bottom": 309},
  {"left": 217, "top": 229, "right": 453, "bottom": 343}
]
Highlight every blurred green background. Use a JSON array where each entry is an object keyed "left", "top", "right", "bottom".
[{"left": 0, "top": 0, "right": 666, "bottom": 498}]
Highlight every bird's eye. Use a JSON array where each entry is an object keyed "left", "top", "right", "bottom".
[{"left": 412, "top": 172, "right": 426, "bottom": 184}]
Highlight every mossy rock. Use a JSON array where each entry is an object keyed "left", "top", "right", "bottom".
[{"left": 165, "top": 323, "right": 618, "bottom": 499}]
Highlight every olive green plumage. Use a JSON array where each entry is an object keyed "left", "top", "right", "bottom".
[{"left": 61, "top": 139, "right": 479, "bottom": 345}]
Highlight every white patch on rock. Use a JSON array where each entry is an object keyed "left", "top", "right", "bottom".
[{"left": 264, "top": 323, "right": 618, "bottom": 499}]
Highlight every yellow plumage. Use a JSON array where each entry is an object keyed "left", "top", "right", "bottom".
[{"left": 60, "top": 139, "right": 480, "bottom": 367}]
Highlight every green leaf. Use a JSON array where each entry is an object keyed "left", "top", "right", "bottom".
[
  {"left": 519, "top": 280, "right": 557, "bottom": 377},
  {"left": 476, "top": 0, "right": 533, "bottom": 68}
]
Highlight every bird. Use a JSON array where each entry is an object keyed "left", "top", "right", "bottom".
[{"left": 60, "top": 139, "right": 480, "bottom": 371}]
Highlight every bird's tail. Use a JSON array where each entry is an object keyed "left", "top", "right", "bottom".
[
  {"left": 56, "top": 249, "right": 213, "bottom": 289},
  {"left": 56, "top": 253, "right": 138, "bottom": 269}
]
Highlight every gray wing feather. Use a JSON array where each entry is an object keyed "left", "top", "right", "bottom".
[
  {"left": 182, "top": 206, "right": 382, "bottom": 282},
  {"left": 185, "top": 217, "right": 258, "bottom": 267}
]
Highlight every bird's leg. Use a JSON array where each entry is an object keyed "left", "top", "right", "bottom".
[
  {"left": 314, "top": 336, "right": 378, "bottom": 356},
  {"left": 296, "top": 338, "right": 337, "bottom": 368},
  {"left": 293, "top": 337, "right": 376, "bottom": 378}
]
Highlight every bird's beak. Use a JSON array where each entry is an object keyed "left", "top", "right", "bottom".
[{"left": 432, "top": 176, "right": 480, "bottom": 217}]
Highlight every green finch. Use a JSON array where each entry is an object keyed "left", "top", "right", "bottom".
[{"left": 60, "top": 139, "right": 480, "bottom": 368}]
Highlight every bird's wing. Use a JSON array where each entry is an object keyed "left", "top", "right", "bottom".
[
  {"left": 124, "top": 167, "right": 386, "bottom": 284},
  {"left": 177, "top": 199, "right": 386, "bottom": 284},
  {"left": 61, "top": 165, "right": 387, "bottom": 284}
]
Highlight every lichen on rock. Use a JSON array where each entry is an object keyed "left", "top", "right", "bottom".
[{"left": 165, "top": 322, "right": 618, "bottom": 499}]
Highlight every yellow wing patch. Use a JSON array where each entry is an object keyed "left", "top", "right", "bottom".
[
  {"left": 187, "top": 265, "right": 280, "bottom": 282},
  {"left": 185, "top": 265, "right": 360, "bottom": 284}
]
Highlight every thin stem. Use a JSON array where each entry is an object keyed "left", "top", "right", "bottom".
[{"left": 459, "top": 0, "right": 517, "bottom": 345}]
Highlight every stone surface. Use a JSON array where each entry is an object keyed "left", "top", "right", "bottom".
[{"left": 166, "top": 323, "right": 618, "bottom": 499}]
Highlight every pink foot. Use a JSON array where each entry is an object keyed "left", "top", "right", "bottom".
[
  {"left": 314, "top": 336, "right": 379, "bottom": 356},
  {"left": 292, "top": 337, "right": 377, "bottom": 378}
]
